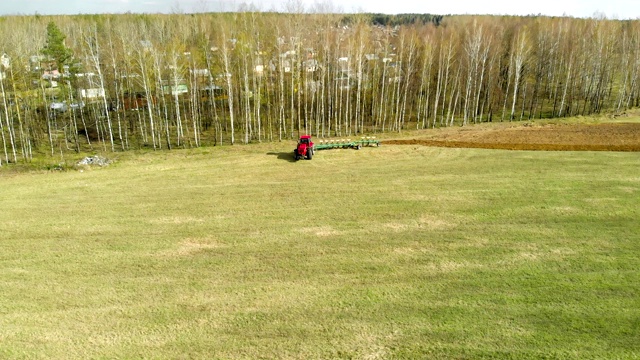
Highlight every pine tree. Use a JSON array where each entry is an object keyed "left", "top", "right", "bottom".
[{"left": 41, "top": 22, "right": 74, "bottom": 71}]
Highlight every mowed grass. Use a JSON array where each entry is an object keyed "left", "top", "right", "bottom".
[{"left": 0, "top": 141, "right": 638, "bottom": 359}]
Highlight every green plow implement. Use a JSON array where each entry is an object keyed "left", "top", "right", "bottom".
[{"left": 314, "top": 136, "right": 381, "bottom": 150}]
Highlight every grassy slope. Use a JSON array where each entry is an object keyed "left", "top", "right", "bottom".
[{"left": 0, "top": 140, "right": 638, "bottom": 359}]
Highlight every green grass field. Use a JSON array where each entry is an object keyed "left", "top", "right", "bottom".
[{"left": 1, "top": 138, "right": 638, "bottom": 359}]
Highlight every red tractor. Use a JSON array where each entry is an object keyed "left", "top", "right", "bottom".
[{"left": 294, "top": 135, "right": 315, "bottom": 160}]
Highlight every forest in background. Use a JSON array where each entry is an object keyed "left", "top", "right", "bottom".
[{"left": 0, "top": 12, "right": 639, "bottom": 163}]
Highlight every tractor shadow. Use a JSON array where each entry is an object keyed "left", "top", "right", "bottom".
[{"left": 267, "top": 152, "right": 297, "bottom": 162}]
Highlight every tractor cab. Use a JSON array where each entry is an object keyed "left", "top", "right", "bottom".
[{"left": 294, "top": 135, "right": 314, "bottom": 160}]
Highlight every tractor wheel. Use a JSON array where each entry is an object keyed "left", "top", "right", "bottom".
[{"left": 307, "top": 150, "right": 313, "bottom": 160}]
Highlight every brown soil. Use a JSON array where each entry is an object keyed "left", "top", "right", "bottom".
[{"left": 383, "top": 122, "right": 640, "bottom": 151}]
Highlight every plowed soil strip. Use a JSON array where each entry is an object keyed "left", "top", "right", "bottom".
[
  {"left": 382, "top": 139, "right": 640, "bottom": 152},
  {"left": 382, "top": 122, "right": 640, "bottom": 152}
]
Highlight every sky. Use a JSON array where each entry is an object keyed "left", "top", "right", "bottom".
[{"left": 0, "top": 0, "right": 639, "bottom": 19}]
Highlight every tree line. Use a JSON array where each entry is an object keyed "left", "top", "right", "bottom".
[{"left": 0, "top": 12, "right": 639, "bottom": 163}]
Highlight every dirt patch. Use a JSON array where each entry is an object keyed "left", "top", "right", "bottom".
[
  {"left": 383, "top": 122, "right": 640, "bottom": 151},
  {"left": 299, "top": 226, "right": 342, "bottom": 237}
]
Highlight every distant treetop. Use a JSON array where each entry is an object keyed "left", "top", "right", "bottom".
[{"left": 367, "top": 13, "right": 445, "bottom": 27}]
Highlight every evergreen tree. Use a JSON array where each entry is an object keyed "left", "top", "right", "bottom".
[{"left": 41, "top": 21, "right": 74, "bottom": 71}]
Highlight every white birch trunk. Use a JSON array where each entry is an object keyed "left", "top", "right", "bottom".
[
  {"left": 221, "top": 35, "right": 235, "bottom": 145},
  {"left": 0, "top": 76, "right": 17, "bottom": 162},
  {"left": 86, "top": 28, "right": 115, "bottom": 151}
]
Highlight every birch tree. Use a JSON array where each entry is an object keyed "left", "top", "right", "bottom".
[
  {"left": 0, "top": 57, "right": 17, "bottom": 163},
  {"left": 220, "top": 30, "right": 235, "bottom": 145},
  {"left": 85, "top": 26, "right": 115, "bottom": 151},
  {"left": 509, "top": 29, "right": 530, "bottom": 121}
]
